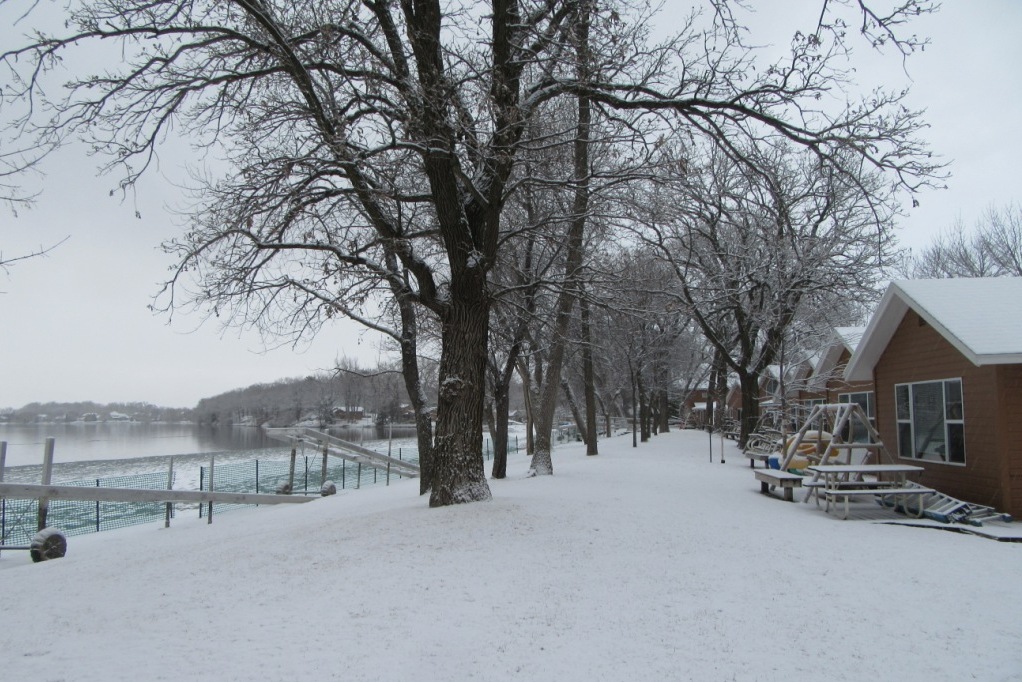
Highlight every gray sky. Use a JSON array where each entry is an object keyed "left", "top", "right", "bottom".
[{"left": 1, "top": 1, "right": 1019, "bottom": 409}]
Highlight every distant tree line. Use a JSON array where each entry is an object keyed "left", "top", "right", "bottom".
[
  {"left": 193, "top": 359, "right": 440, "bottom": 428},
  {"left": 1, "top": 402, "right": 192, "bottom": 424}
]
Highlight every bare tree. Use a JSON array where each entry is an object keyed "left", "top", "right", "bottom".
[
  {"left": 634, "top": 140, "right": 897, "bottom": 446},
  {"left": 908, "top": 203, "right": 1022, "bottom": 278},
  {"left": 1, "top": 0, "right": 942, "bottom": 503}
]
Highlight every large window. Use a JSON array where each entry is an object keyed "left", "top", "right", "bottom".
[
  {"left": 838, "top": 391, "right": 875, "bottom": 443},
  {"left": 895, "top": 379, "right": 965, "bottom": 464}
]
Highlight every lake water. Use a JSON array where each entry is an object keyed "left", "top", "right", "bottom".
[{"left": 0, "top": 422, "right": 420, "bottom": 486}]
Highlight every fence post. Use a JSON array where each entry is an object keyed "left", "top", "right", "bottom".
[
  {"left": 321, "top": 441, "right": 328, "bottom": 488},
  {"left": 357, "top": 462, "right": 362, "bottom": 489},
  {"left": 1, "top": 441, "right": 6, "bottom": 555},
  {"left": 255, "top": 459, "right": 259, "bottom": 495},
  {"left": 387, "top": 461, "right": 390, "bottom": 487},
  {"left": 165, "top": 456, "right": 174, "bottom": 528},
  {"left": 96, "top": 479, "right": 101, "bottom": 532},
  {"left": 288, "top": 440, "right": 297, "bottom": 492},
  {"left": 304, "top": 455, "right": 309, "bottom": 493},
  {"left": 199, "top": 466, "right": 204, "bottom": 518},
  {"left": 342, "top": 460, "right": 346, "bottom": 489},
  {"left": 207, "top": 454, "right": 214, "bottom": 525},
  {"left": 38, "top": 438, "right": 55, "bottom": 531}
]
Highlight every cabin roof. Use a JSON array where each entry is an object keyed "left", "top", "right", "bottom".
[{"left": 845, "top": 277, "right": 1022, "bottom": 381}]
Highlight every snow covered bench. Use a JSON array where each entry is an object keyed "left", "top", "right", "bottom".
[{"left": 754, "top": 470, "right": 803, "bottom": 502}]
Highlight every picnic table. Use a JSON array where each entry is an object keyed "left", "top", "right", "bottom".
[{"left": 805, "top": 464, "right": 933, "bottom": 519}]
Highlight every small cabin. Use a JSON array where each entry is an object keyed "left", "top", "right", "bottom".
[{"left": 845, "top": 278, "right": 1022, "bottom": 518}]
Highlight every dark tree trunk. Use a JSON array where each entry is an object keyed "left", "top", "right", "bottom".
[
  {"left": 580, "top": 294, "right": 598, "bottom": 455},
  {"left": 629, "top": 359, "right": 638, "bottom": 448},
  {"left": 430, "top": 287, "right": 492, "bottom": 507},
  {"left": 490, "top": 387, "right": 511, "bottom": 478},
  {"left": 738, "top": 370, "right": 762, "bottom": 450},
  {"left": 638, "top": 370, "right": 650, "bottom": 442},
  {"left": 713, "top": 354, "right": 729, "bottom": 432}
]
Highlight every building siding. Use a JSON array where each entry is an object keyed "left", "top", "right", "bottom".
[
  {"left": 996, "top": 364, "right": 1022, "bottom": 516},
  {"left": 874, "top": 310, "right": 1014, "bottom": 515}
]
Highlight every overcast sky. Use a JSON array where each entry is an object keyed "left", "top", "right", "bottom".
[{"left": 1, "top": 2, "right": 1019, "bottom": 409}]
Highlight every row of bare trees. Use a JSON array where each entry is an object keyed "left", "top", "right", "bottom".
[
  {"left": 1, "top": 0, "right": 944, "bottom": 505},
  {"left": 905, "top": 204, "right": 1022, "bottom": 278}
]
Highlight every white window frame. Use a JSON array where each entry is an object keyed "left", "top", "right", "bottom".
[{"left": 894, "top": 378, "right": 966, "bottom": 466}]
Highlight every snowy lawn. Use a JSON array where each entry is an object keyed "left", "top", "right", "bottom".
[{"left": 1, "top": 429, "right": 1019, "bottom": 682}]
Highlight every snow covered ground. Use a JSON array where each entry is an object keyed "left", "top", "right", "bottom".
[{"left": 1, "top": 429, "right": 1019, "bottom": 682}]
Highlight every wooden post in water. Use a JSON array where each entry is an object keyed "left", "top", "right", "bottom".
[
  {"left": 165, "top": 457, "right": 175, "bottom": 528},
  {"left": 206, "top": 454, "right": 214, "bottom": 525},
  {"left": 38, "top": 438, "right": 55, "bottom": 531}
]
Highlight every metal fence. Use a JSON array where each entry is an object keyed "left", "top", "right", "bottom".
[
  {"left": 196, "top": 437, "right": 519, "bottom": 518},
  {"left": 1, "top": 437, "right": 523, "bottom": 545},
  {"left": 0, "top": 471, "right": 173, "bottom": 548},
  {"left": 197, "top": 451, "right": 417, "bottom": 517}
]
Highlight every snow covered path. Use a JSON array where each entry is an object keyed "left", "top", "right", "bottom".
[{"left": 1, "top": 429, "right": 1019, "bottom": 681}]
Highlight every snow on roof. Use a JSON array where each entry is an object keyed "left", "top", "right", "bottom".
[
  {"left": 809, "top": 326, "right": 867, "bottom": 388},
  {"left": 846, "top": 277, "right": 1022, "bottom": 381},
  {"left": 834, "top": 326, "right": 866, "bottom": 351}
]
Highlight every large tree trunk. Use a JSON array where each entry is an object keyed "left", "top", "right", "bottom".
[
  {"left": 430, "top": 289, "right": 492, "bottom": 506},
  {"left": 738, "top": 370, "right": 762, "bottom": 449}
]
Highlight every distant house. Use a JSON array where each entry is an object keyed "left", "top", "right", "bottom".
[
  {"left": 723, "top": 359, "right": 814, "bottom": 432},
  {"left": 845, "top": 278, "right": 1022, "bottom": 518},
  {"left": 680, "top": 387, "right": 712, "bottom": 427},
  {"left": 331, "top": 406, "right": 366, "bottom": 422},
  {"left": 799, "top": 326, "right": 875, "bottom": 440}
]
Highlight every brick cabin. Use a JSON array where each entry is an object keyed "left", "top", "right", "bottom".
[{"left": 845, "top": 278, "right": 1022, "bottom": 518}]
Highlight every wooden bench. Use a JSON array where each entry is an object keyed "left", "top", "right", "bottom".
[
  {"left": 745, "top": 451, "right": 772, "bottom": 468},
  {"left": 754, "top": 469, "right": 803, "bottom": 502},
  {"left": 824, "top": 486, "right": 936, "bottom": 520}
]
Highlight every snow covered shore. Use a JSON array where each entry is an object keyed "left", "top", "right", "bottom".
[{"left": 1, "top": 429, "right": 1018, "bottom": 681}]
